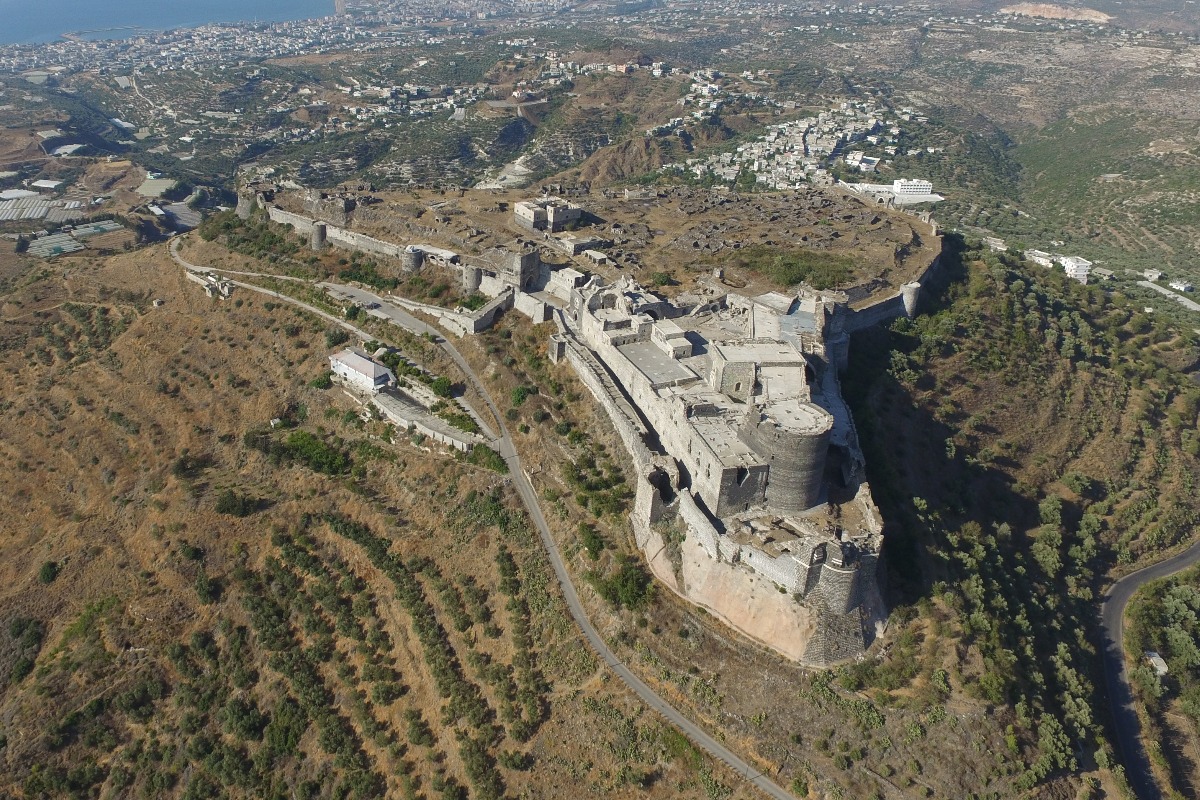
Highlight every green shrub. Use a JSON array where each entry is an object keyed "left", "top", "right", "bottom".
[
  {"left": 510, "top": 386, "right": 536, "bottom": 407},
  {"left": 579, "top": 524, "right": 605, "bottom": 559},
  {"left": 215, "top": 489, "right": 256, "bottom": 517},
  {"left": 325, "top": 328, "right": 350, "bottom": 348},
  {"left": 195, "top": 570, "right": 222, "bottom": 604},
  {"left": 284, "top": 431, "right": 350, "bottom": 474},
  {"left": 38, "top": 561, "right": 60, "bottom": 584},
  {"left": 462, "top": 446, "right": 508, "bottom": 474},
  {"left": 587, "top": 556, "right": 654, "bottom": 610}
]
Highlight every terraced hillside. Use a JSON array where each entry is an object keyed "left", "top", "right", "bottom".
[{"left": 0, "top": 248, "right": 753, "bottom": 800}]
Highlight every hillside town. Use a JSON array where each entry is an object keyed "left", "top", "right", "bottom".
[{"left": 667, "top": 98, "right": 942, "bottom": 196}]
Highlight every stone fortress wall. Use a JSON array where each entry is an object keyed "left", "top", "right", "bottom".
[{"left": 555, "top": 275, "right": 890, "bottom": 663}]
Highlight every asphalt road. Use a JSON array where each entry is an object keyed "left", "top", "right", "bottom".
[
  {"left": 336, "top": 283, "right": 799, "bottom": 799},
  {"left": 169, "top": 247, "right": 794, "bottom": 798},
  {"left": 1100, "top": 540, "right": 1200, "bottom": 800}
]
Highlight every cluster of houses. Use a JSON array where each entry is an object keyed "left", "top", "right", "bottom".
[
  {"left": 668, "top": 99, "right": 930, "bottom": 190},
  {"left": 1023, "top": 250, "right": 1096, "bottom": 284}
]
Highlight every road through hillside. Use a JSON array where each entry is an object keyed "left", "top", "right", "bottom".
[
  {"left": 1100, "top": 540, "right": 1200, "bottom": 800},
  {"left": 347, "top": 283, "right": 801, "bottom": 800},
  {"left": 169, "top": 241, "right": 795, "bottom": 800}
]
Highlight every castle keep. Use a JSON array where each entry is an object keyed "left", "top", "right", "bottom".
[{"left": 556, "top": 278, "right": 890, "bottom": 665}]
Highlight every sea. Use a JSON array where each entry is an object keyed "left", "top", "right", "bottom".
[{"left": 0, "top": 0, "right": 336, "bottom": 46}]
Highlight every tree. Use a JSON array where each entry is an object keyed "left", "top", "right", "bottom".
[
  {"left": 325, "top": 328, "right": 350, "bottom": 348},
  {"left": 38, "top": 561, "right": 60, "bottom": 584},
  {"left": 215, "top": 489, "right": 255, "bottom": 517},
  {"left": 195, "top": 570, "right": 222, "bottom": 604}
]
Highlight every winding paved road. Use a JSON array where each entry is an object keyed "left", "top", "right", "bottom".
[
  {"left": 1100, "top": 540, "right": 1200, "bottom": 800},
  {"left": 170, "top": 239, "right": 795, "bottom": 800}
]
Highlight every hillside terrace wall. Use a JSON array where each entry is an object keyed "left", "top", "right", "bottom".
[{"left": 371, "top": 393, "right": 480, "bottom": 453}]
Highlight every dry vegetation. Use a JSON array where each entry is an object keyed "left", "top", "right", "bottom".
[{"left": 0, "top": 246, "right": 757, "bottom": 799}]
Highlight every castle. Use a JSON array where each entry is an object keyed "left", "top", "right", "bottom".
[
  {"left": 247, "top": 186, "right": 939, "bottom": 664},
  {"left": 552, "top": 278, "right": 889, "bottom": 664}
]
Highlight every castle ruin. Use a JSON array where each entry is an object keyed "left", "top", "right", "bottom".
[
  {"left": 247, "top": 185, "right": 939, "bottom": 664},
  {"left": 554, "top": 278, "right": 892, "bottom": 665}
]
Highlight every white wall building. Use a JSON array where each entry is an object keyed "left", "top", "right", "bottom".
[
  {"left": 1058, "top": 255, "right": 1092, "bottom": 285},
  {"left": 892, "top": 178, "right": 933, "bottom": 196},
  {"left": 329, "top": 347, "right": 394, "bottom": 394},
  {"left": 1024, "top": 249, "right": 1056, "bottom": 268}
]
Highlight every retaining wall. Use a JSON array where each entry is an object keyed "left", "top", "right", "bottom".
[
  {"left": 561, "top": 339, "right": 652, "bottom": 471},
  {"left": 843, "top": 251, "right": 942, "bottom": 333},
  {"left": 372, "top": 396, "right": 476, "bottom": 453}
]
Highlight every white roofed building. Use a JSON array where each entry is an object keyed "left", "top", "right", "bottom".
[
  {"left": 329, "top": 347, "right": 395, "bottom": 394},
  {"left": 1058, "top": 255, "right": 1092, "bottom": 285},
  {"left": 1024, "top": 249, "right": 1056, "bottom": 268},
  {"left": 892, "top": 178, "right": 933, "bottom": 196}
]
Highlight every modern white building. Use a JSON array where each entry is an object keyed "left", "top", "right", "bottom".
[
  {"left": 1058, "top": 255, "right": 1092, "bottom": 285},
  {"left": 329, "top": 347, "right": 395, "bottom": 394},
  {"left": 892, "top": 178, "right": 934, "bottom": 196},
  {"left": 1168, "top": 280, "right": 1194, "bottom": 293}
]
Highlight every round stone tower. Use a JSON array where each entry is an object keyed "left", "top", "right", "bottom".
[
  {"left": 401, "top": 246, "right": 424, "bottom": 273},
  {"left": 235, "top": 194, "right": 254, "bottom": 220},
  {"left": 462, "top": 266, "right": 482, "bottom": 294},
  {"left": 739, "top": 400, "right": 834, "bottom": 513},
  {"left": 311, "top": 222, "right": 327, "bottom": 251},
  {"left": 900, "top": 282, "right": 921, "bottom": 318}
]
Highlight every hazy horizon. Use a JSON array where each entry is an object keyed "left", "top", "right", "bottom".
[{"left": 0, "top": 0, "right": 335, "bottom": 45}]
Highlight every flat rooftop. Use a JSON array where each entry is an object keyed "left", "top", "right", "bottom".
[
  {"left": 753, "top": 292, "right": 796, "bottom": 314},
  {"left": 758, "top": 365, "right": 808, "bottom": 401},
  {"left": 713, "top": 340, "right": 807, "bottom": 365},
  {"left": 691, "top": 412, "right": 762, "bottom": 468},
  {"left": 618, "top": 341, "right": 697, "bottom": 388}
]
